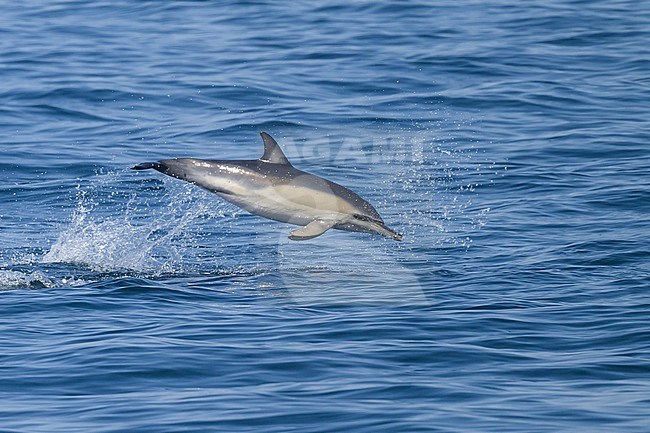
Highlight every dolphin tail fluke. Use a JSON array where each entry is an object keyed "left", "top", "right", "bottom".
[{"left": 131, "top": 162, "right": 163, "bottom": 171}]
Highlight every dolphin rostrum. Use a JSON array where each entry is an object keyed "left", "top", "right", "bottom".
[{"left": 132, "top": 132, "right": 402, "bottom": 241}]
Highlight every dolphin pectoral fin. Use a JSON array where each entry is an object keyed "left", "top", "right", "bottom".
[{"left": 289, "top": 219, "right": 337, "bottom": 241}]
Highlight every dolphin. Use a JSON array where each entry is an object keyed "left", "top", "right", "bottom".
[{"left": 132, "top": 132, "right": 402, "bottom": 241}]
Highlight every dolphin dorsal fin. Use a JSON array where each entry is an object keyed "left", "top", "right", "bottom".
[{"left": 259, "top": 132, "right": 291, "bottom": 165}]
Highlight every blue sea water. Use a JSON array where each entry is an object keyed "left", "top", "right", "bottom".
[{"left": 1, "top": 0, "right": 649, "bottom": 431}]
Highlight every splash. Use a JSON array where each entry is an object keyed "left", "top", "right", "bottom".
[
  {"left": 0, "top": 270, "right": 55, "bottom": 290},
  {"left": 42, "top": 170, "right": 231, "bottom": 275}
]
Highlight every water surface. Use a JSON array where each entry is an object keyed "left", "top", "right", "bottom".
[{"left": 1, "top": 1, "right": 649, "bottom": 431}]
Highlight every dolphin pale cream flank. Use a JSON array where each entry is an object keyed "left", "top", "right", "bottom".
[{"left": 132, "top": 132, "right": 402, "bottom": 241}]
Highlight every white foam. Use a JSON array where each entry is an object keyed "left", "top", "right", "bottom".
[{"left": 0, "top": 270, "right": 55, "bottom": 289}]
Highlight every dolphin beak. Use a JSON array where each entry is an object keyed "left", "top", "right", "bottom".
[{"left": 373, "top": 221, "right": 403, "bottom": 241}]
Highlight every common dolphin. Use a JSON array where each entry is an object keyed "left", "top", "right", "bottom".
[{"left": 132, "top": 132, "right": 402, "bottom": 241}]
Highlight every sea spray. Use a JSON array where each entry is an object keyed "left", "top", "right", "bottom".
[
  {"left": 42, "top": 170, "right": 231, "bottom": 275},
  {"left": 366, "top": 132, "right": 495, "bottom": 249}
]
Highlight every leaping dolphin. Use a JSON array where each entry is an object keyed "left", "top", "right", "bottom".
[{"left": 132, "top": 132, "right": 402, "bottom": 241}]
